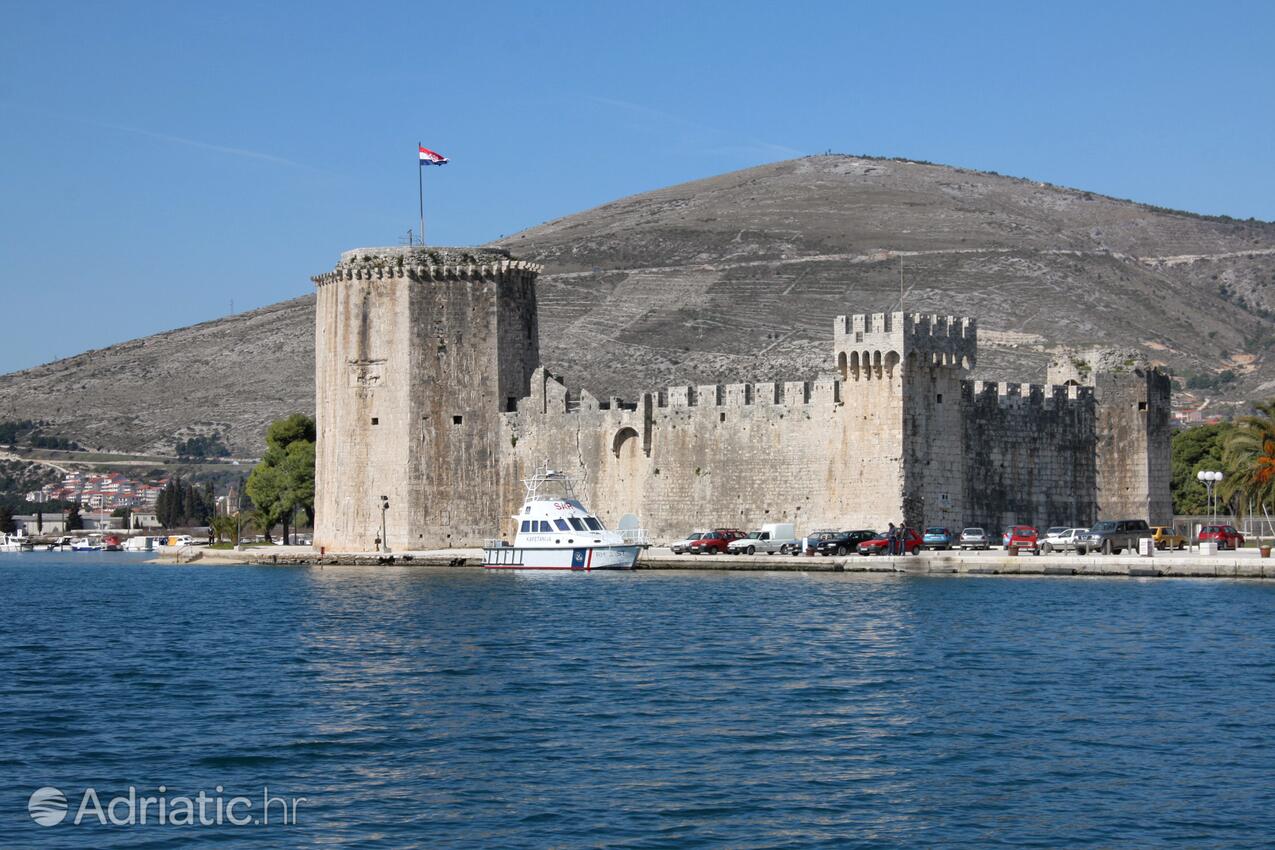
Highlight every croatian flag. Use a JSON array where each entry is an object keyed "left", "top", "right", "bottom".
[{"left": 419, "top": 145, "right": 448, "bottom": 166}]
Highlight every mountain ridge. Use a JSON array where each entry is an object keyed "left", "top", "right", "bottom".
[{"left": 4, "top": 154, "right": 1275, "bottom": 455}]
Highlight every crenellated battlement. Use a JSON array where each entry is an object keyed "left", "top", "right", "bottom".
[
  {"left": 963, "top": 379, "right": 1095, "bottom": 407},
  {"left": 833, "top": 311, "right": 977, "bottom": 379},
  {"left": 516, "top": 368, "right": 845, "bottom": 419},
  {"left": 312, "top": 246, "right": 542, "bottom": 286},
  {"left": 901, "top": 313, "right": 976, "bottom": 340}
]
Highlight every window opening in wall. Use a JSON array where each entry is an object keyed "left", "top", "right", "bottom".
[
  {"left": 719, "top": 412, "right": 726, "bottom": 423},
  {"left": 1138, "top": 401, "right": 1147, "bottom": 411},
  {"left": 936, "top": 394, "right": 943, "bottom": 404},
  {"left": 506, "top": 397, "right": 517, "bottom": 412},
  {"left": 371, "top": 417, "right": 379, "bottom": 425},
  {"left": 452, "top": 415, "right": 463, "bottom": 425}
]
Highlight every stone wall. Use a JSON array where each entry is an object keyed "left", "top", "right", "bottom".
[
  {"left": 959, "top": 381, "right": 1098, "bottom": 532},
  {"left": 501, "top": 368, "right": 905, "bottom": 542}
]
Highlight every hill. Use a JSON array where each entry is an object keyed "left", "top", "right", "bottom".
[{"left": 3, "top": 154, "right": 1275, "bottom": 456}]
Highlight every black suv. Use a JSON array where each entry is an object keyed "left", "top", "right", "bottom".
[{"left": 816, "top": 530, "right": 877, "bottom": 556}]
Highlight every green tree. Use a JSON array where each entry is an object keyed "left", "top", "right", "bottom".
[
  {"left": 0, "top": 506, "right": 14, "bottom": 535},
  {"left": 1219, "top": 400, "right": 1275, "bottom": 528},
  {"left": 1171, "top": 422, "right": 1231, "bottom": 514},
  {"left": 247, "top": 415, "right": 316, "bottom": 545},
  {"left": 112, "top": 506, "right": 133, "bottom": 527},
  {"left": 65, "top": 503, "right": 84, "bottom": 531},
  {"left": 209, "top": 514, "right": 241, "bottom": 545}
]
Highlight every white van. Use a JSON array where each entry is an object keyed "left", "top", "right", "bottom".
[{"left": 727, "top": 522, "right": 798, "bottom": 555}]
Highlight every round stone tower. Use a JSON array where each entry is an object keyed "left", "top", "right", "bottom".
[{"left": 311, "top": 247, "right": 541, "bottom": 552}]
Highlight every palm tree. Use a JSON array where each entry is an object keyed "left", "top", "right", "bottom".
[{"left": 1220, "top": 400, "right": 1275, "bottom": 537}]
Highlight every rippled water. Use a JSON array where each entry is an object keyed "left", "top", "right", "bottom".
[{"left": 2, "top": 554, "right": 1274, "bottom": 848}]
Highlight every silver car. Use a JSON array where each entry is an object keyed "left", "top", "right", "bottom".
[
  {"left": 670, "top": 531, "right": 707, "bottom": 555},
  {"left": 958, "top": 527, "right": 990, "bottom": 550}
]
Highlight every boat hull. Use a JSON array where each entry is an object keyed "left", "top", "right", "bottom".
[{"left": 483, "top": 544, "right": 642, "bottom": 570}]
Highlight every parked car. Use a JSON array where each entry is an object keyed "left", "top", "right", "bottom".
[
  {"left": 1040, "top": 527, "right": 1075, "bottom": 553},
  {"left": 1198, "top": 524, "right": 1245, "bottom": 550},
  {"left": 815, "top": 529, "right": 877, "bottom": 556},
  {"left": 690, "top": 529, "right": 746, "bottom": 554},
  {"left": 1076, "top": 519, "right": 1153, "bottom": 555},
  {"left": 670, "top": 530, "right": 707, "bottom": 554},
  {"left": 921, "top": 527, "right": 955, "bottom": 550},
  {"left": 1151, "top": 526, "right": 1188, "bottom": 550},
  {"left": 958, "top": 527, "right": 990, "bottom": 550},
  {"left": 857, "top": 528, "right": 922, "bottom": 556},
  {"left": 795, "top": 529, "right": 839, "bottom": 555},
  {"left": 1040, "top": 527, "right": 1087, "bottom": 553},
  {"left": 1004, "top": 525, "right": 1040, "bottom": 554},
  {"left": 726, "top": 523, "right": 798, "bottom": 555}
]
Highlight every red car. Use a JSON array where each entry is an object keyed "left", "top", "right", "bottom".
[
  {"left": 857, "top": 528, "right": 922, "bottom": 556},
  {"left": 690, "top": 529, "right": 746, "bottom": 554},
  {"left": 1198, "top": 524, "right": 1245, "bottom": 550},
  {"left": 1004, "top": 525, "right": 1040, "bottom": 554}
]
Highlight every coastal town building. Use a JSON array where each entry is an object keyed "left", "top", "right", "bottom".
[
  {"left": 27, "top": 471, "right": 165, "bottom": 512},
  {"left": 311, "top": 247, "right": 1171, "bottom": 552}
]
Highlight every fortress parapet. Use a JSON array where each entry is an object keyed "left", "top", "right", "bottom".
[
  {"left": 834, "top": 311, "right": 976, "bottom": 380},
  {"left": 964, "top": 380, "right": 1095, "bottom": 408}
]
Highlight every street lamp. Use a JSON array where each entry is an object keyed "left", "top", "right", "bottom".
[
  {"left": 1197, "top": 470, "right": 1224, "bottom": 524},
  {"left": 379, "top": 495, "right": 390, "bottom": 554}
]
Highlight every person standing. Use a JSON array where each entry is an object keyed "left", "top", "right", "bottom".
[{"left": 886, "top": 522, "right": 897, "bottom": 556}]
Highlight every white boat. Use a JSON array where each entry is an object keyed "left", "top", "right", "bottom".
[
  {"left": 0, "top": 530, "right": 30, "bottom": 552},
  {"left": 123, "top": 536, "right": 155, "bottom": 552},
  {"left": 46, "top": 536, "right": 74, "bottom": 551},
  {"left": 483, "top": 464, "right": 646, "bottom": 570},
  {"left": 70, "top": 536, "right": 104, "bottom": 551}
]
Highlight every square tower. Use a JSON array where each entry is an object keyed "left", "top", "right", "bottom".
[
  {"left": 832, "top": 312, "right": 978, "bottom": 528},
  {"left": 312, "top": 247, "right": 540, "bottom": 551}
]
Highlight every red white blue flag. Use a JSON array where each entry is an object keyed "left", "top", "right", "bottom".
[{"left": 419, "top": 145, "right": 448, "bottom": 166}]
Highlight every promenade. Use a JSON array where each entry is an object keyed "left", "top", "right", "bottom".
[{"left": 159, "top": 545, "right": 1275, "bottom": 579}]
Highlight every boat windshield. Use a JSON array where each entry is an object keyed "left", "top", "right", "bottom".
[{"left": 584, "top": 517, "right": 603, "bottom": 531}]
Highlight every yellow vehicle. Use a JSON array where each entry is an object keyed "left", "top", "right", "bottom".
[{"left": 1151, "top": 526, "right": 1187, "bottom": 550}]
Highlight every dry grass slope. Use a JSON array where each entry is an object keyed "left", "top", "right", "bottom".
[{"left": 3, "top": 154, "right": 1274, "bottom": 455}]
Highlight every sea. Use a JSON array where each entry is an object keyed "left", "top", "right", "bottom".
[{"left": 1, "top": 553, "right": 1273, "bottom": 848}]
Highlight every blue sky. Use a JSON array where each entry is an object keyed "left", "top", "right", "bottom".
[{"left": 1, "top": 0, "right": 1272, "bottom": 373}]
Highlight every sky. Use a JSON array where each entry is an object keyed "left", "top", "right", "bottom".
[{"left": 1, "top": 0, "right": 1272, "bottom": 373}]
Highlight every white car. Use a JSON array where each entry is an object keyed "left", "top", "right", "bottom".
[
  {"left": 1041, "top": 527, "right": 1086, "bottom": 553},
  {"left": 670, "top": 530, "right": 708, "bottom": 555}
]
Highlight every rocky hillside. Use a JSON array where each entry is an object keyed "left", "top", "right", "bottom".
[{"left": 3, "top": 155, "right": 1274, "bottom": 455}]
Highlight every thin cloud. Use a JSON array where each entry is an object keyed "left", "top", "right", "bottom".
[
  {"left": 2, "top": 101, "right": 310, "bottom": 169},
  {"left": 95, "top": 120, "right": 308, "bottom": 168}
]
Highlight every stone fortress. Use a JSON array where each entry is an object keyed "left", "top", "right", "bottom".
[{"left": 311, "top": 246, "right": 1171, "bottom": 552}]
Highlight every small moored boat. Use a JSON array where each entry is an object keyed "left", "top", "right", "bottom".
[{"left": 483, "top": 464, "right": 646, "bottom": 570}]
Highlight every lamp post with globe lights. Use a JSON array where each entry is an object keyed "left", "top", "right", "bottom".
[{"left": 1197, "top": 470, "right": 1224, "bottom": 525}]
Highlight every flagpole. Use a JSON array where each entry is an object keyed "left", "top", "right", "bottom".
[{"left": 418, "top": 141, "right": 425, "bottom": 247}]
